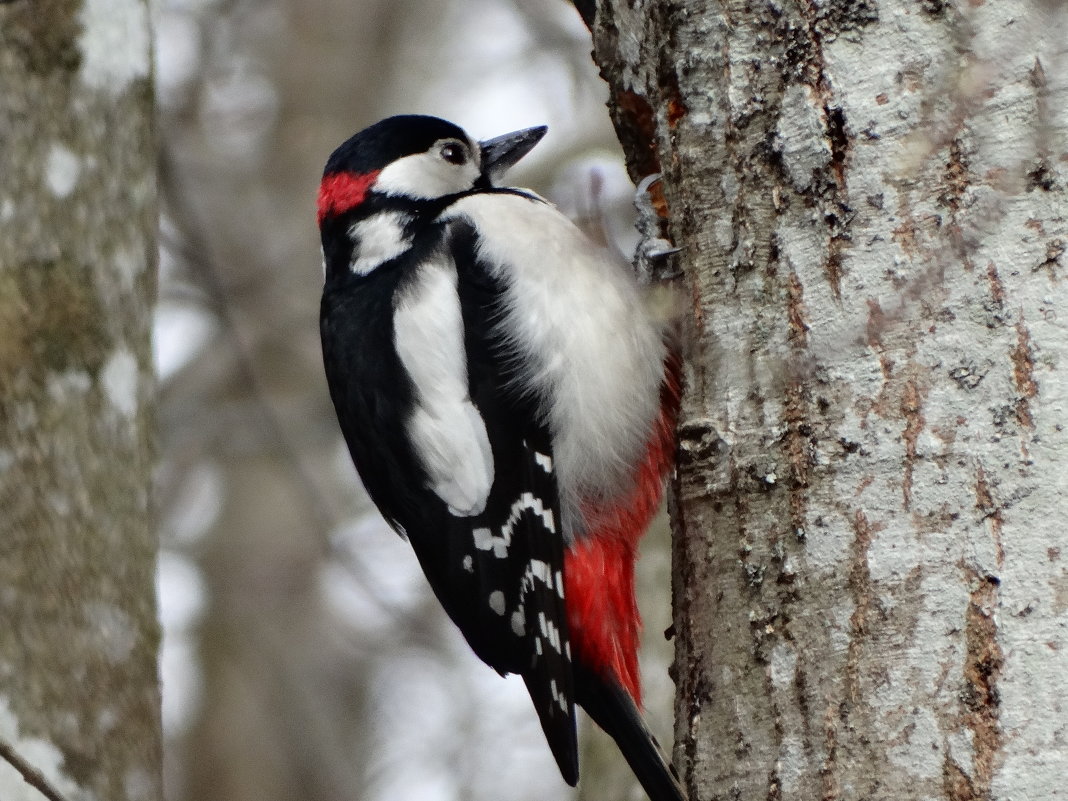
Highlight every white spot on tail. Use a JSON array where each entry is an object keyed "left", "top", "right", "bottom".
[
  {"left": 473, "top": 528, "right": 493, "bottom": 551},
  {"left": 488, "top": 591, "right": 505, "bottom": 615},
  {"left": 549, "top": 679, "right": 568, "bottom": 713},
  {"left": 501, "top": 492, "right": 555, "bottom": 539},
  {"left": 511, "top": 609, "right": 525, "bottom": 636},
  {"left": 462, "top": 555, "right": 474, "bottom": 573},
  {"left": 528, "top": 559, "right": 552, "bottom": 586},
  {"left": 473, "top": 492, "right": 555, "bottom": 558},
  {"left": 537, "top": 612, "right": 563, "bottom": 654}
]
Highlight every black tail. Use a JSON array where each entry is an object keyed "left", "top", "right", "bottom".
[{"left": 576, "top": 665, "right": 687, "bottom": 801}]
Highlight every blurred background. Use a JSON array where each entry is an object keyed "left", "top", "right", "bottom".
[{"left": 153, "top": 1, "right": 676, "bottom": 800}]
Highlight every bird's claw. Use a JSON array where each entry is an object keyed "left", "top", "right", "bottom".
[{"left": 633, "top": 174, "right": 680, "bottom": 282}]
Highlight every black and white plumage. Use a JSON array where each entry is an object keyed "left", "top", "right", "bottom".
[{"left": 318, "top": 115, "right": 685, "bottom": 801}]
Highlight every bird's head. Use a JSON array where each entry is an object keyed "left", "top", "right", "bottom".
[{"left": 317, "top": 115, "right": 547, "bottom": 226}]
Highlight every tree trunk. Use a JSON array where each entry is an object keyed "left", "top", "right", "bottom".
[
  {"left": 587, "top": 1, "right": 1068, "bottom": 798},
  {"left": 0, "top": 3, "right": 161, "bottom": 800}
]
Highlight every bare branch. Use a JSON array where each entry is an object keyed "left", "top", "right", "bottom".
[{"left": 0, "top": 738, "right": 72, "bottom": 801}]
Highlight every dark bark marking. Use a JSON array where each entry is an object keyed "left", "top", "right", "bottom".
[
  {"left": 943, "top": 753, "right": 978, "bottom": 801},
  {"left": 956, "top": 568, "right": 1004, "bottom": 800},
  {"left": 820, "top": 702, "right": 841, "bottom": 800},
  {"left": 938, "top": 139, "right": 970, "bottom": 212},
  {"left": 661, "top": 67, "right": 688, "bottom": 128},
  {"left": 1028, "top": 59, "right": 1057, "bottom": 192},
  {"left": 783, "top": 377, "right": 810, "bottom": 534},
  {"left": 985, "top": 263, "right": 1005, "bottom": 310},
  {"left": 949, "top": 360, "right": 990, "bottom": 390},
  {"left": 938, "top": 138, "right": 976, "bottom": 271},
  {"left": 1033, "top": 238, "right": 1065, "bottom": 278},
  {"left": 610, "top": 89, "right": 662, "bottom": 179},
  {"left": 793, "top": 661, "right": 816, "bottom": 768},
  {"left": 786, "top": 2, "right": 856, "bottom": 301},
  {"left": 826, "top": 242, "right": 845, "bottom": 300},
  {"left": 816, "top": 0, "right": 879, "bottom": 34},
  {"left": 864, "top": 298, "right": 886, "bottom": 350},
  {"left": 974, "top": 465, "right": 1005, "bottom": 568},
  {"left": 1027, "top": 162, "right": 1056, "bottom": 192},
  {"left": 846, "top": 509, "right": 879, "bottom": 697},
  {"left": 1010, "top": 319, "right": 1038, "bottom": 428},
  {"left": 676, "top": 419, "right": 728, "bottom": 467},
  {"left": 787, "top": 271, "right": 811, "bottom": 348},
  {"left": 900, "top": 379, "right": 925, "bottom": 510},
  {"left": 825, "top": 106, "right": 850, "bottom": 189},
  {"left": 919, "top": 0, "right": 949, "bottom": 16}
]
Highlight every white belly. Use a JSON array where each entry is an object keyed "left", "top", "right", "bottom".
[{"left": 446, "top": 192, "right": 667, "bottom": 533}]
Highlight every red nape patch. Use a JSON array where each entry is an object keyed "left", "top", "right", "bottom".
[{"left": 317, "top": 170, "right": 380, "bottom": 224}]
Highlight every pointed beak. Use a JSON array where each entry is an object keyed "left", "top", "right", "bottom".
[{"left": 479, "top": 125, "right": 547, "bottom": 185}]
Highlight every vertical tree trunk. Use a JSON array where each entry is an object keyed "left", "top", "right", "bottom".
[
  {"left": 0, "top": 2, "right": 161, "bottom": 800},
  {"left": 587, "top": 0, "right": 1068, "bottom": 798}
]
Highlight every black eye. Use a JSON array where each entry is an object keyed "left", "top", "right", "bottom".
[{"left": 441, "top": 142, "right": 467, "bottom": 165}]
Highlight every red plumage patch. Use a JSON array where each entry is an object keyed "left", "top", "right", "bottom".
[
  {"left": 564, "top": 348, "right": 683, "bottom": 705},
  {"left": 317, "top": 170, "right": 380, "bottom": 224}
]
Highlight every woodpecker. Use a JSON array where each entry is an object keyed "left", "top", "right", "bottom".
[{"left": 318, "top": 115, "right": 684, "bottom": 801}]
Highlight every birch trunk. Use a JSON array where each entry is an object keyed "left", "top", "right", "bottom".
[
  {"left": 0, "top": 2, "right": 161, "bottom": 800},
  {"left": 587, "top": 1, "right": 1068, "bottom": 798}
]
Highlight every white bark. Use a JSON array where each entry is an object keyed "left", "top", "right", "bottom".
[
  {"left": 0, "top": 3, "right": 160, "bottom": 800},
  {"left": 589, "top": 0, "right": 1068, "bottom": 798}
]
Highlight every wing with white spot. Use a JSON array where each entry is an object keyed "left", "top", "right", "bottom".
[
  {"left": 445, "top": 219, "right": 579, "bottom": 784},
  {"left": 328, "top": 215, "right": 578, "bottom": 782},
  {"left": 393, "top": 253, "right": 493, "bottom": 516},
  {"left": 458, "top": 426, "right": 576, "bottom": 784},
  {"left": 515, "top": 432, "right": 577, "bottom": 785}
]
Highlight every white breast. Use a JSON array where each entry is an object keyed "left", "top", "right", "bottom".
[{"left": 444, "top": 192, "right": 667, "bottom": 532}]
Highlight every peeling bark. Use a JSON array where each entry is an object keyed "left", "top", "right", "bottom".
[
  {"left": 587, "top": 0, "right": 1068, "bottom": 798},
  {"left": 0, "top": 2, "right": 161, "bottom": 800}
]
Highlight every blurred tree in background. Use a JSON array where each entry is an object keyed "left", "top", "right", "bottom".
[
  {"left": 154, "top": 2, "right": 672, "bottom": 800},
  {"left": 1, "top": 2, "right": 160, "bottom": 800}
]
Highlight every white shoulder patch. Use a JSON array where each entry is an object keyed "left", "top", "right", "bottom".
[
  {"left": 394, "top": 254, "right": 493, "bottom": 516},
  {"left": 348, "top": 211, "right": 412, "bottom": 275}
]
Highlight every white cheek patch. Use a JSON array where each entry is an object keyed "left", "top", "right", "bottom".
[
  {"left": 394, "top": 255, "right": 493, "bottom": 515},
  {"left": 348, "top": 211, "right": 412, "bottom": 275},
  {"left": 374, "top": 147, "right": 481, "bottom": 200}
]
